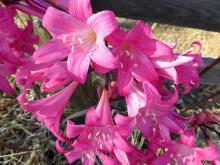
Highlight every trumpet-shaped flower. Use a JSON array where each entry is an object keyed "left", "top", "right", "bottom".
[
  {"left": 107, "top": 21, "right": 197, "bottom": 95},
  {"left": 107, "top": 21, "right": 158, "bottom": 95},
  {"left": 18, "top": 82, "right": 78, "bottom": 139},
  {"left": 175, "top": 51, "right": 203, "bottom": 93},
  {"left": 116, "top": 81, "right": 186, "bottom": 142},
  {"left": 63, "top": 89, "right": 134, "bottom": 164},
  {"left": 153, "top": 130, "right": 218, "bottom": 165},
  {"left": 33, "top": 0, "right": 118, "bottom": 83}
]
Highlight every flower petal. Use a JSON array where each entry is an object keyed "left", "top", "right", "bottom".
[
  {"left": 131, "top": 52, "right": 158, "bottom": 82},
  {"left": 85, "top": 107, "right": 99, "bottom": 125},
  {"left": 125, "top": 21, "right": 152, "bottom": 49},
  {"left": 99, "top": 152, "right": 119, "bottom": 165},
  {"left": 68, "top": 0, "right": 92, "bottom": 22},
  {"left": 118, "top": 70, "right": 133, "bottom": 96},
  {"left": 157, "top": 67, "right": 178, "bottom": 82},
  {"left": 43, "top": 7, "right": 84, "bottom": 37},
  {"left": 33, "top": 39, "right": 68, "bottom": 64},
  {"left": 152, "top": 55, "right": 193, "bottom": 68},
  {"left": 196, "top": 145, "right": 218, "bottom": 161},
  {"left": 115, "top": 114, "right": 134, "bottom": 137},
  {"left": 65, "top": 150, "right": 83, "bottom": 164},
  {"left": 23, "top": 82, "right": 78, "bottom": 137},
  {"left": 91, "top": 42, "right": 118, "bottom": 73},
  {"left": 87, "top": 11, "right": 118, "bottom": 38},
  {"left": 136, "top": 115, "right": 153, "bottom": 138},
  {"left": 66, "top": 120, "right": 85, "bottom": 138},
  {"left": 113, "top": 147, "right": 130, "bottom": 165},
  {"left": 0, "top": 75, "right": 14, "bottom": 95},
  {"left": 143, "top": 39, "right": 173, "bottom": 59},
  {"left": 126, "top": 86, "right": 145, "bottom": 117},
  {"left": 67, "top": 51, "right": 90, "bottom": 83},
  {"left": 95, "top": 89, "right": 114, "bottom": 125},
  {"left": 106, "top": 28, "right": 126, "bottom": 48}
]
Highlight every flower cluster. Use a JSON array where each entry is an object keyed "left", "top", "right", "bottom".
[
  {"left": 0, "top": 0, "right": 219, "bottom": 164},
  {"left": 0, "top": 6, "right": 38, "bottom": 94}
]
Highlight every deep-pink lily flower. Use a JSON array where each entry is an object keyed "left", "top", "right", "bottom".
[
  {"left": 17, "top": 82, "right": 78, "bottom": 139},
  {"left": 107, "top": 21, "right": 158, "bottom": 96},
  {"left": 16, "top": 60, "right": 74, "bottom": 93},
  {"left": 194, "top": 111, "right": 220, "bottom": 125},
  {"left": 175, "top": 50, "right": 203, "bottom": 93},
  {"left": 116, "top": 81, "right": 186, "bottom": 141},
  {"left": 153, "top": 130, "right": 218, "bottom": 165},
  {"left": 107, "top": 21, "right": 197, "bottom": 94},
  {"left": 142, "top": 41, "right": 194, "bottom": 83},
  {"left": 62, "top": 89, "right": 133, "bottom": 164},
  {"left": 33, "top": 0, "right": 118, "bottom": 83}
]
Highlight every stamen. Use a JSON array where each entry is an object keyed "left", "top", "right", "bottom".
[
  {"left": 77, "top": 37, "right": 83, "bottom": 44},
  {"left": 99, "top": 144, "right": 103, "bottom": 149},
  {"left": 102, "top": 133, "right": 106, "bottom": 139},
  {"left": 88, "top": 133, "right": 92, "bottom": 139},
  {"left": 120, "top": 62, "right": 124, "bottom": 68},
  {"left": 62, "top": 36, "right": 66, "bottom": 43},
  {"left": 183, "top": 157, "right": 186, "bottom": 163},
  {"left": 96, "top": 131, "right": 100, "bottom": 136},
  {"left": 125, "top": 50, "right": 130, "bottom": 56},
  {"left": 71, "top": 46, "right": 74, "bottom": 52}
]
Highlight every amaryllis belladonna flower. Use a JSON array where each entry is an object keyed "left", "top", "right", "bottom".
[
  {"left": 33, "top": 0, "right": 119, "bottom": 83},
  {"left": 57, "top": 89, "right": 135, "bottom": 164},
  {"left": 153, "top": 130, "right": 218, "bottom": 165}
]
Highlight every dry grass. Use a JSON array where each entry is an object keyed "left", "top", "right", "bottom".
[{"left": 0, "top": 95, "right": 67, "bottom": 164}]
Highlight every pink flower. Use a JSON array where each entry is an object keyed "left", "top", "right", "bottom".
[
  {"left": 125, "top": 82, "right": 146, "bottom": 117},
  {"left": 0, "top": 6, "right": 38, "bottom": 94},
  {"left": 62, "top": 89, "right": 133, "bottom": 164},
  {"left": 0, "top": 63, "right": 16, "bottom": 94},
  {"left": 33, "top": 0, "right": 118, "bottom": 83},
  {"left": 144, "top": 41, "right": 203, "bottom": 93},
  {"left": 107, "top": 21, "right": 158, "bottom": 95},
  {"left": 116, "top": 81, "right": 186, "bottom": 141},
  {"left": 18, "top": 61, "right": 74, "bottom": 92},
  {"left": 10, "top": 22, "right": 39, "bottom": 58},
  {"left": 107, "top": 21, "right": 197, "bottom": 95},
  {"left": 175, "top": 49, "right": 203, "bottom": 93},
  {"left": 194, "top": 111, "right": 220, "bottom": 125},
  {"left": 142, "top": 42, "right": 194, "bottom": 83},
  {"left": 153, "top": 130, "right": 219, "bottom": 165},
  {"left": 17, "top": 82, "right": 78, "bottom": 139}
]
